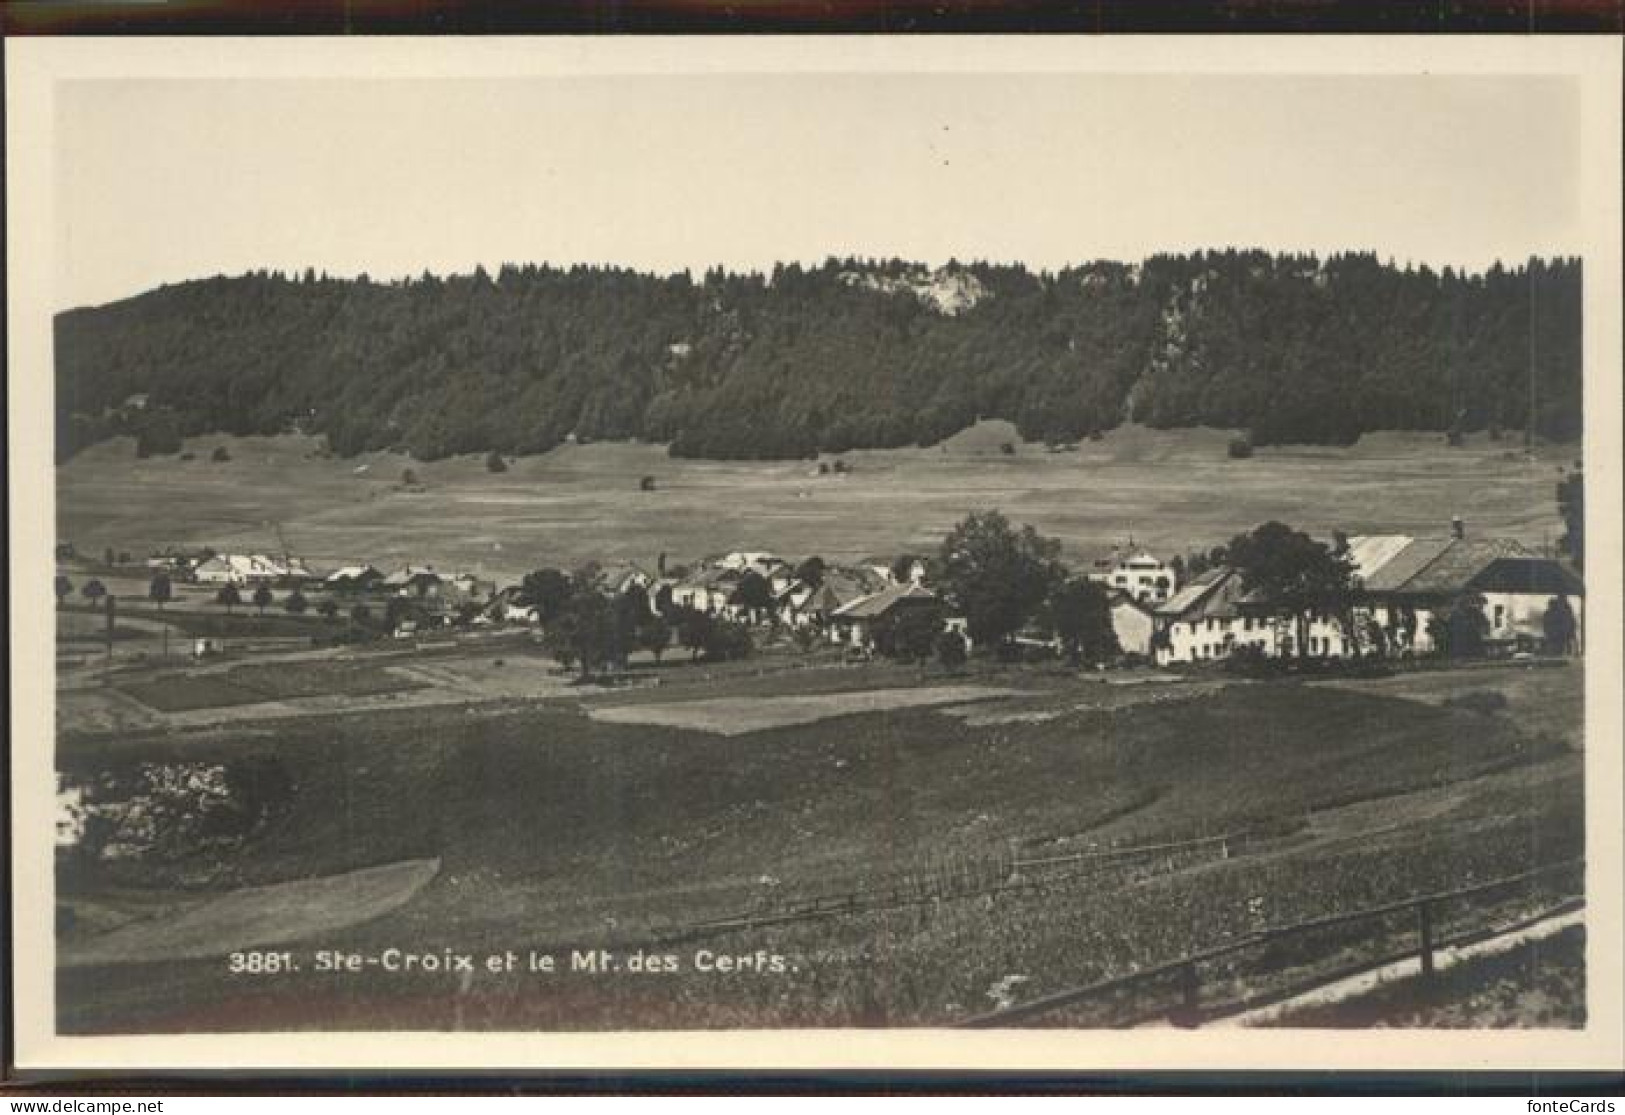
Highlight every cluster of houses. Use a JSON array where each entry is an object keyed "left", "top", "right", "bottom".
[
  {"left": 133, "top": 517, "right": 1583, "bottom": 663},
  {"left": 1146, "top": 521, "right": 1584, "bottom": 665}
]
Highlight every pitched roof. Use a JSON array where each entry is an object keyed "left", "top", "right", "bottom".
[
  {"left": 325, "top": 564, "right": 380, "bottom": 582},
  {"left": 1347, "top": 534, "right": 1533, "bottom": 596},
  {"left": 595, "top": 560, "right": 652, "bottom": 591},
  {"left": 832, "top": 581, "right": 939, "bottom": 621},
  {"left": 382, "top": 565, "right": 440, "bottom": 586},
  {"left": 1399, "top": 538, "right": 1529, "bottom": 595},
  {"left": 1345, "top": 535, "right": 1414, "bottom": 585},
  {"left": 1466, "top": 557, "right": 1583, "bottom": 597},
  {"left": 1153, "top": 568, "right": 1228, "bottom": 617},
  {"left": 1354, "top": 537, "right": 1456, "bottom": 592},
  {"left": 1107, "top": 589, "right": 1155, "bottom": 615}
]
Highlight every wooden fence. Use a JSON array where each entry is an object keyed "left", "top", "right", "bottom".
[
  {"left": 656, "top": 827, "right": 1257, "bottom": 943},
  {"left": 955, "top": 857, "right": 1585, "bottom": 1028}
]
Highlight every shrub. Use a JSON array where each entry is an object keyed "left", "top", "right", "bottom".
[
  {"left": 211, "top": 445, "right": 231, "bottom": 462},
  {"left": 935, "top": 629, "right": 968, "bottom": 667},
  {"left": 1223, "top": 644, "right": 1274, "bottom": 676},
  {"left": 705, "top": 619, "right": 754, "bottom": 662},
  {"left": 485, "top": 451, "right": 508, "bottom": 473},
  {"left": 1228, "top": 436, "right": 1254, "bottom": 460}
]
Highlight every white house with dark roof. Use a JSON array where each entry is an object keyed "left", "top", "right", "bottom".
[{"left": 1087, "top": 544, "right": 1178, "bottom": 604}]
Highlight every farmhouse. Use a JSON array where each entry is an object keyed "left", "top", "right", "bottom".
[
  {"left": 192, "top": 553, "right": 287, "bottom": 586},
  {"left": 383, "top": 565, "right": 443, "bottom": 598},
  {"left": 829, "top": 582, "right": 941, "bottom": 649},
  {"left": 780, "top": 570, "right": 882, "bottom": 630},
  {"left": 1470, "top": 557, "right": 1585, "bottom": 652},
  {"left": 1150, "top": 524, "right": 1585, "bottom": 666},
  {"left": 325, "top": 564, "right": 384, "bottom": 592},
  {"left": 670, "top": 566, "right": 741, "bottom": 616},
  {"left": 1348, "top": 530, "right": 1581, "bottom": 655},
  {"left": 1086, "top": 544, "right": 1178, "bottom": 603},
  {"left": 1150, "top": 568, "right": 1350, "bottom": 665}
]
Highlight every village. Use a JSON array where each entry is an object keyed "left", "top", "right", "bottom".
[{"left": 54, "top": 510, "right": 1584, "bottom": 678}]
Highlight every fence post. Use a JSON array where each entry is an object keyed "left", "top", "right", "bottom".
[
  {"left": 1170, "top": 960, "right": 1201, "bottom": 1028},
  {"left": 1417, "top": 900, "right": 1436, "bottom": 982}
]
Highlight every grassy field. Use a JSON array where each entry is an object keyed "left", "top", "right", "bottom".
[
  {"left": 56, "top": 424, "right": 1575, "bottom": 582},
  {"left": 55, "top": 661, "right": 1583, "bottom": 1032},
  {"left": 117, "top": 661, "right": 425, "bottom": 712}
]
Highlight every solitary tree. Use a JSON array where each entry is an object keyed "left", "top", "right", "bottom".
[
  {"left": 1047, "top": 578, "right": 1121, "bottom": 666},
  {"left": 544, "top": 587, "right": 616, "bottom": 678},
  {"left": 518, "top": 568, "right": 574, "bottom": 624},
  {"left": 731, "top": 570, "right": 775, "bottom": 623},
  {"left": 677, "top": 608, "right": 715, "bottom": 662},
  {"left": 318, "top": 598, "right": 340, "bottom": 621},
  {"left": 1227, "top": 521, "right": 1355, "bottom": 659},
  {"left": 794, "top": 555, "right": 827, "bottom": 588},
  {"left": 82, "top": 578, "right": 107, "bottom": 607},
  {"left": 283, "top": 588, "right": 309, "bottom": 615},
  {"left": 935, "top": 510, "right": 1063, "bottom": 650},
  {"left": 1542, "top": 595, "right": 1579, "bottom": 656},
  {"left": 215, "top": 583, "right": 242, "bottom": 616},
  {"left": 55, "top": 574, "right": 73, "bottom": 609},
  {"left": 1429, "top": 592, "right": 1490, "bottom": 658},
  {"left": 252, "top": 583, "right": 274, "bottom": 617},
  {"left": 637, "top": 613, "right": 673, "bottom": 664},
  {"left": 874, "top": 605, "right": 944, "bottom": 663},
  {"left": 485, "top": 450, "right": 508, "bottom": 473}
]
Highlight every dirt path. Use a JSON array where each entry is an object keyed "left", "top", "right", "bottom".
[
  {"left": 1209, "top": 903, "right": 1585, "bottom": 1028},
  {"left": 61, "top": 857, "right": 441, "bottom": 967},
  {"left": 586, "top": 685, "right": 1028, "bottom": 735}
]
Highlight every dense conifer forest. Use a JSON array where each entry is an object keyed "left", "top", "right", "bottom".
[{"left": 55, "top": 251, "right": 1582, "bottom": 463}]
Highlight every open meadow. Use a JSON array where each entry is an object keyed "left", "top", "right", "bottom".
[
  {"left": 51, "top": 421, "right": 1587, "bottom": 1032},
  {"left": 56, "top": 423, "right": 1576, "bottom": 582},
  {"left": 55, "top": 637, "right": 1584, "bottom": 1032}
]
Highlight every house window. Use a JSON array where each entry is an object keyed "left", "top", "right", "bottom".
[{"left": 1493, "top": 604, "right": 1506, "bottom": 629}]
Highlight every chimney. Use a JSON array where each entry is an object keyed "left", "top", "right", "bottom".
[{"left": 1450, "top": 516, "right": 1465, "bottom": 540}]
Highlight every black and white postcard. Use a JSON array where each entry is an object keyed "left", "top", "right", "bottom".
[{"left": 7, "top": 35, "right": 1622, "bottom": 1075}]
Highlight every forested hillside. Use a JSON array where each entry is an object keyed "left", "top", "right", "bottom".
[{"left": 55, "top": 252, "right": 1582, "bottom": 463}]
